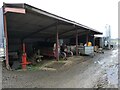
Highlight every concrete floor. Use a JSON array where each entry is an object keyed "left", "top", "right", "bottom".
[{"left": 2, "top": 47, "right": 119, "bottom": 88}]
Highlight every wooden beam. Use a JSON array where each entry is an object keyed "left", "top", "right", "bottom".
[{"left": 4, "top": 7, "right": 25, "bottom": 14}]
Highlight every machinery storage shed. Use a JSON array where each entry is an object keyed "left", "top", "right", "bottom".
[{"left": 1, "top": 3, "right": 102, "bottom": 69}]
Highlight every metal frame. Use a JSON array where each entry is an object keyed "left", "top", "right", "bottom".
[
  {"left": 3, "top": 3, "right": 26, "bottom": 69},
  {"left": 2, "top": 3, "right": 103, "bottom": 67}
]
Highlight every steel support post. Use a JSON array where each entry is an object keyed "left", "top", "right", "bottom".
[
  {"left": 3, "top": 14, "right": 10, "bottom": 70},
  {"left": 56, "top": 24, "right": 59, "bottom": 61},
  {"left": 86, "top": 33, "right": 89, "bottom": 46},
  {"left": 93, "top": 35, "right": 95, "bottom": 51},
  {"left": 76, "top": 29, "right": 78, "bottom": 56},
  {"left": 93, "top": 35, "right": 95, "bottom": 46}
]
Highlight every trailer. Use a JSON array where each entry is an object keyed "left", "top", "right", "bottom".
[{"left": 78, "top": 46, "right": 95, "bottom": 57}]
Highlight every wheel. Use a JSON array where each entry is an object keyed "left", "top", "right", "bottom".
[
  {"left": 36, "top": 58, "right": 42, "bottom": 63},
  {"left": 61, "top": 52, "right": 67, "bottom": 60},
  {"left": 70, "top": 51, "right": 73, "bottom": 56}
]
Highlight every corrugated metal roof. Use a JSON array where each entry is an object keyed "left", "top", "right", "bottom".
[{"left": 3, "top": 3, "right": 102, "bottom": 40}]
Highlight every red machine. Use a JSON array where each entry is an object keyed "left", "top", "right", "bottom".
[{"left": 21, "top": 43, "right": 31, "bottom": 70}]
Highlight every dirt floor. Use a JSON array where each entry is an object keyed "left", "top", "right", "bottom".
[{"left": 2, "top": 47, "right": 119, "bottom": 88}]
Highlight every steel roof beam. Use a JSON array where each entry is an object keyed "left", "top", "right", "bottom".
[
  {"left": 46, "top": 26, "right": 83, "bottom": 39},
  {"left": 61, "top": 31, "right": 88, "bottom": 39},
  {"left": 22, "top": 22, "right": 58, "bottom": 40}
]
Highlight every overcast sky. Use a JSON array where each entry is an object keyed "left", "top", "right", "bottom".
[{"left": 0, "top": 0, "right": 118, "bottom": 39}]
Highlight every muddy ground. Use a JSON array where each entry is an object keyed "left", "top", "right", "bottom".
[{"left": 2, "top": 47, "right": 119, "bottom": 88}]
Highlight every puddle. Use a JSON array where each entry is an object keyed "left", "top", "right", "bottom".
[
  {"left": 94, "top": 64, "right": 118, "bottom": 88},
  {"left": 111, "top": 49, "right": 118, "bottom": 58},
  {"left": 94, "top": 49, "right": 118, "bottom": 88},
  {"left": 94, "top": 58, "right": 106, "bottom": 68},
  {"left": 112, "top": 49, "right": 118, "bottom": 53},
  {"left": 95, "top": 49, "right": 118, "bottom": 69},
  {"left": 97, "top": 61, "right": 105, "bottom": 65},
  {"left": 106, "top": 65, "right": 118, "bottom": 86},
  {"left": 94, "top": 57, "right": 104, "bottom": 64}
]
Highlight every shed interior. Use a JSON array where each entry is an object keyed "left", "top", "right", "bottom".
[{"left": 4, "top": 3, "right": 102, "bottom": 66}]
